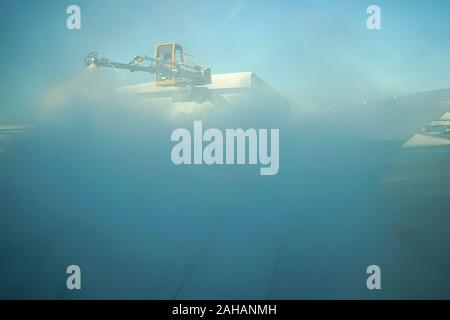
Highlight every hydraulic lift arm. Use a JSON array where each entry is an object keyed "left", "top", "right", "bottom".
[
  {"left": 84, "top": 51, "right": 212, "bottom": 86},
  {"left": 84, "top": 52, "right": 156, "bottom": 73}
]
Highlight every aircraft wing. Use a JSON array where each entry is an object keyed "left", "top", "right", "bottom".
[
  {"left": 0, "top": 124, "right": 30, "bottom": 153},
  {"left": 118, "top": 72, "right": 286, "bottom": 108},
  {"left": 401, "top": 112, "right": 450, "bottom": 148},
  {"left": 335, "top": 88, "right": 450, "bottom": 142}
]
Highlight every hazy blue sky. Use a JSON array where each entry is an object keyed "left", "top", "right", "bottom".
[{"left": 1, "top": 0, "right": 450, "bottom": 119}]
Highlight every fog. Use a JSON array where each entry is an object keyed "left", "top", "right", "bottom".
[{"left": 1, "top": 0, "right": 450, "bottom": 299}]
